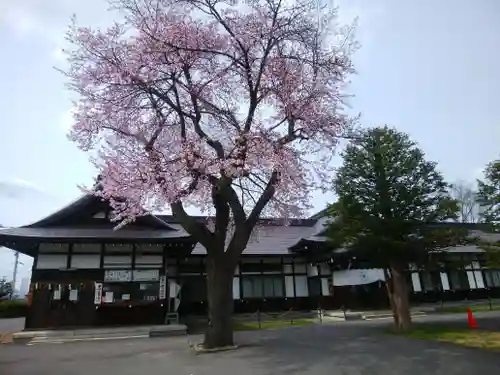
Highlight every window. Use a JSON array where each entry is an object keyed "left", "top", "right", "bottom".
[
  {"left": 448, "top": 270, "right": 470, "bottom": 290},
  {"left": 241, "top": 276, "right": 283, "bottom": 298},
  {"left": 136, "top": 282, "right": 160, "bottom": 302},
  {"left": 178, "top": 276, "right": 207, "bottom": 302},
  {"left": 101, "top": 283, "right": 133, "bottom": 303},
  {"left": 178, "top": 259, "right": 204, "bottom": 274},
  {"left": 240, "top": 262, "right": 264, "bottom": 274},
  {"left": 72, "top": 244, "right": 101, "bottom": 253},
  {"left": 36, "top": 254, "right": 68, "bottom": 269},
  {"left": 420, "top": 271, "right": 442, "bottom": 292},
  {"left": 484, "top": 270, "right": 500, "bottom": 288},
  {"left": 308, "top": 278, "right": 322, "bottom": 296},
  {"left": 39, "top": 243, "right": 69, "bottom": 253}
]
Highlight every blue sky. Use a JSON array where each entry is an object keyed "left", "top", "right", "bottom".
[{"left": 0, "top": 0, "right": 499, "bottom": 283}]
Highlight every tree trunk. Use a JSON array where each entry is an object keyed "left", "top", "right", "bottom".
[
  {"left": 204, "top": 255, "right": 236, "bottom": 349},
  {"left": 389, "top": 264, "right": 412, "bottom": 332},
  {"left": 383, "top": 269, "right": 399, "bottom": 327}
]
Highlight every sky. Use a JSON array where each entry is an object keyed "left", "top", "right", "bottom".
[{"left": 0, "top": 0, "right": 499, "bottom": 283}]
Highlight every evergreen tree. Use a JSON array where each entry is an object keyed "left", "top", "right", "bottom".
[
  {"left": 326, "top": 126, "right": 466, "bottom": 331},
  {"left": 477, "top": 158, "right": 500, "bottom": 225},
  {"left": 476, "top": 158, "right": 500, "bottom": 264},
  {"left": 0, "top": 278, "right": 13, "bottom": 299}
]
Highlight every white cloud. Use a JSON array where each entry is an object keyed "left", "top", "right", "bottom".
[
  {"left": 11, "top": 178, "right": 45, "bottom": 192},
  {"left": 0, "top": 0, "right": 113, "bottom": 61},
  {"left": 0, "top": 178, "right": 46, "bottom": 198},
  {"left": 0, "top": 178, "right": 60, "bottom": 227}
]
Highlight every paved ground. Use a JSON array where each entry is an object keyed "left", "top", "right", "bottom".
[{"left": 2, "top": 314, "right": 500, "bottom": 375}]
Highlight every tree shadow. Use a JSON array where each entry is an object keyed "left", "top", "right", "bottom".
[{"left": 220, "top": 322, "right": 500, "bottom": 375}]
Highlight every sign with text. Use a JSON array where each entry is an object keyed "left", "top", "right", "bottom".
[
  {"left": 104, "top": 270, "right": 132, "bottom": 282},
  {"left": 94, "top": 283, "right": 103, "bottom": 304},
  {"left": 133, "top": 269, "right": 159, "bottom": 282},
  {"left": 159, "top": 276, "right": 167, "bottom": 300}
]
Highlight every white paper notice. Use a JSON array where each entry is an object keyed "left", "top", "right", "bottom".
[
  {"left": 94, "top": 283, "right": 103, "bottom": 304},
  {"left": 69, "top": 290, "right": 78, "bottom": 301},
  {"left": 159, "top": 276, "right": 166, "bottom": 299},
  {"left": 122, "top": 294, "right": 130, "bottom": 301},
  {"left": 104, "top": 292, "right": 114, "bottom": 303},
  {"left": 53, "top": 290, "right": 61, "bottom": 300}
]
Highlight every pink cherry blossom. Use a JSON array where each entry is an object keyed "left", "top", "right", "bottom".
[{"left": 63, "top": 0, "right": 357, "bottom": 231}]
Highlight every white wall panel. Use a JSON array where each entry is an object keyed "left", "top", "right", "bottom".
[
  {"left": 135, "top": 255, "right": 162, "bottom": 268},
  {"left": 321, "top": 278, "right": 330, "bottom": 296},
  {"left": 411, "top": 273, "right": 422, "bottom": 292},
  {"left": 285, "top": 276, "right": 295, "bottom": 297},
  {"left": 105, "top": 244, "right": 133, "bottom": 253},
  {"left": 440, "top": 272, "right": 450, "bottom": 291},
  {"left": 103, "top": 255, "right": 132, "bottom": 268},
  {"left": 233, "top": 277, "right": 240, "bottom": 299},
  {"left": 474, "top": 271, "right": 486, "bottom": 289},
  {"left": 38, "top": 243, "right": 69, "bottom": 253},
  {"left": 70, "top": 254, "right": 100, "bottom": 269},
  {"left": 36, "top": 254, "right": 67, "bottom": 269},
  {"left": 73, "top": 243, "right": 101, "bottom": 253},
  {"left": 307, "top": 264, "right": 318, "bottom": 277},
  {"left": 136, "top": 244, "right": 163, "bottom": 253},
  {"left": 294, "top": 264, "right": 307, "bottom": 273},
  {"left": 319, "top": 264, "right": 330, "bottom": 275},
  {"left": 467, "top": 271, "right": 478, "bottom": 289},
  {"left": 294, "top": 276, "right": 309, "bottom": 297},
  {"left": 283, "top": 264, "right": 293, "bottom": 274}
]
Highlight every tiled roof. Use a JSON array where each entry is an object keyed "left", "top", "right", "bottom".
[{"left": 168, "top": 223, "right": 317, "bottom": 255}]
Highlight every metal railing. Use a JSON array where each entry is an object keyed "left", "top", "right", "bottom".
[{"left": 231, "top": 307, "right": 326, "bottom": 330}]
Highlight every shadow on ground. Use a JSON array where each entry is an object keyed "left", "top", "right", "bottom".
[
  {"left": 2, "top": 316, "right": 500, "bottom": 375},
  {"left": 220, "top": 322, "right": 500, "bottom": 375}
]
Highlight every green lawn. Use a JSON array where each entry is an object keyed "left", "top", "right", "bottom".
[
  {"left": 399, "top": 326, "right": 500, "bottom": 351},
  {"left": 233, "top": 318, "right": 315, "bottom": 331},
  {"left": 438, "top": 304, "right": 500, "bottom": 314}
]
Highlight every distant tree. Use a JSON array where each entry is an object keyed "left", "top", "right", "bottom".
[
  {"left": 477, "top": 159, "right": 500, "bottom": 226},
  {"left": 0, "top": 278, "right": 13, "bottom": 299},
  {"left": 326, "top": 126, "right": 467, "bottom": 332},
  {"left": 450, "top": 181, "right": 480, "bottom": 223},
  {"left": 475, "top": 159, "right": 500, "bottom": 264}
]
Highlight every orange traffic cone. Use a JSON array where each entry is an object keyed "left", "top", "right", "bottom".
[{"left": 467, "top": 307, "right": 478, "bottom": 329}]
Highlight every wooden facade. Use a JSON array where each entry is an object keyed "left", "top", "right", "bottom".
[
  {"left": 26, "top": 248, "right": 337, "bottom": 329},
  {"left": 2, "top": 189, "right": 500, "bottom": 330}
]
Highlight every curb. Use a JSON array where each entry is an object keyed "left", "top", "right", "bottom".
[
  {"left": 27, "top": 334, "right": 150, "bottom": 345},
  {"left": 363, "top": 312, "right": 427, "bottom": 321},
  {"left": 190, "top": 343, "right": 239, "bottom": 354}
]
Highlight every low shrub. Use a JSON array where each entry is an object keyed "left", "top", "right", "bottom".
[{"left": 0, "top": 300, "right": 28, "bottom": 318}]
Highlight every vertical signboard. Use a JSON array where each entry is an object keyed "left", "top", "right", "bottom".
[
  {"left": 94, "top": 282, "right": 103, "bottom": 305},
  {"left": 159, "top": 275, "right": 167, "bottom": 300}
]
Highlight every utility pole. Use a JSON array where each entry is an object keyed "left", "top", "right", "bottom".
[
  {"left": 12, "top": 251, "right": 19, "bottom": 293},
  {"left": 11, "top": 251, "right": 21, "bottom": 299}
]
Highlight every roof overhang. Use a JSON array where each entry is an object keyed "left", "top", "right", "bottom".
[{"left": 0, "top": 227, "right": 196, "bottom": 257}]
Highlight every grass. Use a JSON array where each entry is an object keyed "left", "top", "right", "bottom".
[
  {"left": 398, "top": 326, "right": 500, "bottom": 351},
  {"left": 233, "top": 318, "right": 315, "bottom": 331},
  {"left": 438, "top": 305, "right": 500, "bottom": 314}
]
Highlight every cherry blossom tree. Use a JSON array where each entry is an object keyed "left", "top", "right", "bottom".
[{"left": 63, "top": 0, "right": 357, "bottom": 348}]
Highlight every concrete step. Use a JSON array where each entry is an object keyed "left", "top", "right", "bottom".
[{"left": 13, "top": 324, "right": 187, "bottom": 345}]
